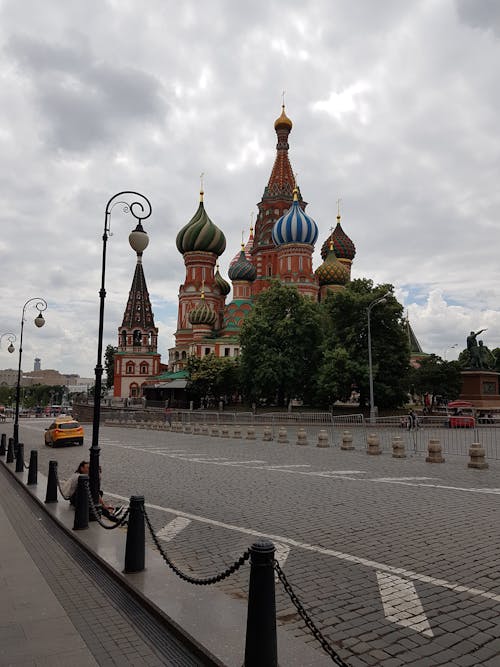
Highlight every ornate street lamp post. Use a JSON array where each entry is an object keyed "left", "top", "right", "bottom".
[
  {"left": 89, "top": 192, "right": 151, "bottom": 509},
  {"left": 13, "top": 299, "right": 47, "bottom": 446},
  {"left": 367, "top": 291, "right": 390, "bottom": 424},
  {"left": 0, "top": 332, "right": 16, "bottom": 354}
]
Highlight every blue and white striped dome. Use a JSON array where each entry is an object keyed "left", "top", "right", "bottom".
[{"left": 272, "top": 190, "right": 318, "bottom": 247}]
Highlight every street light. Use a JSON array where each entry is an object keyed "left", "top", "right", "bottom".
[
  {"left": 0, "top": 332, "right": 16, "bottom": 354},
  {"left": 13, "top": 299, "right": 47, "bottom": 446},
  {"left": 89, "top": 191, "right": 151, "bottom": 509},
  {"left": 367, "top": 291, "right": 390, "bottom": 423},
  {"left": 444, "top": 343, "right": 458, "bottom": 360}
]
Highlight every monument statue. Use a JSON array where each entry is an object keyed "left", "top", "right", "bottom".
[{"left": 466, "top": 328, "right": 488, "bottom": 369}]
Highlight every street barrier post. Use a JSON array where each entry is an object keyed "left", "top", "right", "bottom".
[
  {"left": 15, "top": 442, "right": 24, "bottom": 472},
  {"left": 124, "top": 495, "right": 145, "bottom": 573},
  {"left": 45, "top": 460, "right": 58, "bottom": 503},
  {"left": 27, "top": 450, "right": 38, "bottom": 485},
  {"left": 244, "top": 540, "right": 277, "bottom": 667},
  {"left": 73, "top": 474, "right": 89, "bottom": 530},
  {"left": 0, "top": 433, "right": 6, "bottom": 456},
  {"left": 6, "top": 437, "right": 14, "bottom": 463}
]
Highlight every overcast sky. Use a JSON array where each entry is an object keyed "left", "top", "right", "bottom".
[{"left": 1, "top": 0, "right": 499, "bottom": 378}]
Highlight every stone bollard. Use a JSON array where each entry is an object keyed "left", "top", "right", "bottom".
[
  {"left": 391, "top": 435, "right": 406, "bottom": 458},
  {"left": 124, "top": 496, "right": 145, "bottom": 573},
  {"left": 468, "top": 442, "right": 488, "bottom": 469},
  {"left": 246, "top": 426, "right": 256, "bottom": 440},
  {"left": 367, "top": 433, "right": 381, "bottom": 455},
  {"left": 341, "top": 430, "right": 354, "bottom": 451},
  {"left": 317, "top": 429, "right": 329, "bottom": 448},
  {"left": 263, "top": 426, "right": 273, "bottom": 442},
  {"left": 296, "top": 427, "right": 308, "bottom": 446},
  {"left": 0, "top": 433, "right": 6, "bottom": 456},
  {"left": 211, "top": 425, "right": 220, "bottom": 437},
  {"left": 201, "top": 424, "right": 209, "bottom": 435},
  {"left": 233, "top": 425, "right": 242, "bottom": 438},
  {"left": 221, "top": 425, "right": 230, "bottom": 438},
  {"left": 184, "top": 424, "right": 193, "bottom": 434},
  {"left": 277, "top": 427, "right": 288, "bottom": 444},
  {"left": 193, "top": 424, "right": 201, "bottom": 434},
  {"left": 426, "top": 438, "right": 445, "bottom": 463}
]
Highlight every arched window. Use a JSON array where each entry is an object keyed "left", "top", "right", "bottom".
[
  {"left": 129, "top": 382, "right": 139, "bottom": 398},
  {"left": 121, "top": 330, "right": 127, "bottom": 346},
  {"left": 181, "top": 351, "right": 187, "bottom": 360},
  {"left": 126, "top": 362, "right": 135, "bottom": 374},
  {"left": 140, "top": 362, "right": 149, "bottom": 375},
  {"left": 133, "top": 330, "right": 142, "bottom": 346}
]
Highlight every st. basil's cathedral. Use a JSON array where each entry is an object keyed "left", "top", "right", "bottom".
[{"left": 113, "top": 105, "right": 357, "bottom": 399}]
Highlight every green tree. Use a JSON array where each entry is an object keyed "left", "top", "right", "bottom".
[
  {"left": 318, "top": 279, "right": 410, "bottom": 410},
  {"left": 409, "top": 354, "right": 462, "bottom": 405},
  {"left": 239, "top": 282, "right": 323, "bottom": 406},
  {"left": 186, "top": 354, "right": 241, "bottom": 405},
  {"left": 313, "top": 346, "right": 367, "bottom": 407},
  {"left": 104, "top": 345, "right": 117, "bottom": 390}
]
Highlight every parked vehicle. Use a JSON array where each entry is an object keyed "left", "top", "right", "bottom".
[
  {"left": 44, "top": 417, "right": 84, "bottom": 447},
  {"left": 446, "top": 400, "right": 475, "bottom": 428}
]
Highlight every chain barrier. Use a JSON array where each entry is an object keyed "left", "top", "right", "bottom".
[
  {"left": 274, "top": 561, "right": 349, "bottom": 666},
  {"left": 54, "top": 469, "right": 72, "bottom": 500},
  {"left": 84, "top": 481, "right": 130, "bottom": 530},
  {"left": 142, "top": 505, "right": 250, "bottom": 585}
]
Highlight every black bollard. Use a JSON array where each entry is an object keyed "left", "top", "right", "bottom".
[
  {"left": 6, "top": 437, "right": 14, "bottom": 463},
  {"left": 0, "top": 433, "right": 6, "bottom": 456},
  {"left": 15, "top": 442, "right": 24, "bottom": 473},
  {"left": 73, "top": 475, "right": 89, "bottom": 530},
  {"left": 244, "top": 540, "right": 277, "bottom": 667},
  {"left": 45, "top": 460, "right": 58, "bottom": 503},
  {"left": 124, "top": 495, "right": 145, "bottom": 573},
  {"left": 27, "top": 450, "right": 38, "bottom": 485}
]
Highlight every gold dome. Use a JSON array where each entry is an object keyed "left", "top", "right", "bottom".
[{"left": 274, "top": 105, "right": 293, "bottom": 130}]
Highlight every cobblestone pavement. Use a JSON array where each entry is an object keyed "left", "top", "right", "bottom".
[{"left": 18, "top": 418, "right": 500, "bottom": 666}]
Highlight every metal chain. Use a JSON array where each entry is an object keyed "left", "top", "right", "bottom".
[
  {"left": 84, "top": 481, "right": 130, "bottom": 530},
  {"left": 142, "top": 505, "right": 250, "bottom": 585},
  {"left": 274, "top": 561, "right": 350, "bottom": 666},
  {"left": 54, "top": 469, "right": 72, "bottom": 500}
]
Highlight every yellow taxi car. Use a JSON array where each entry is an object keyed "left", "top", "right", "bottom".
[{"left": 44, "top": 417, "right": 84, "bottom": 447}]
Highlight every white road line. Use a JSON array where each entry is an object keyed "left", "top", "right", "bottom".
[
  {"left": 156, "top": 516, "right": 192, "bottom": 541},
  {"left": 376, "top": 571, "right": 433, "bottom": 637},
  {"left": 105, "top": 443, "right": 500, "bottom": 495},
  {"left": 265, "top": 464, "right": 311, "bottom": 469},
  {"left": 315, "top": 470, "right": 366, "bottom": 476},
  {"left": 105, "top": 492, "right": 500, "bottom": 605}
]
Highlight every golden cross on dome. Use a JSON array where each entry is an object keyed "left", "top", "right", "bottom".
[
  {"left": 199, "top": 172, "right": 205, "bottom": 202},
  {"left": 336, "top": 198, "right": 342, "bottom": 218},
  {"left": 282, "top": 89, "right": 286, "bottom": 106}
]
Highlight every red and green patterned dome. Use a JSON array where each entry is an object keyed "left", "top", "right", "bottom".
[
  {"left": 321, "top": 216, "right": 356, "bottom": 261},
  {"left": 228, "top": 248, "right": 257, "bottom": 282},
  {"left": 176, "top": 193, "right": 226, "bottom": 256},
  {"left": 214, "top": 264, "right": 231, "bottom": 296},
  {"left": 188, "top": 298, "right": 217, "bottom": 327},
  {"left": 315, "top": 247, "right": 349, "bottom": 286}
]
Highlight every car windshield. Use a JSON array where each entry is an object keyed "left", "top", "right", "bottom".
[{"left": 57, "top": 422, "right": 80, "bottom": 430}]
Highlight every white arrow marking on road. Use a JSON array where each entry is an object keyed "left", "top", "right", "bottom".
[
  {"left": 156, "top": 516, "right": 191, "bottom": 541},
  {"left": 376, "top": 571, "right": 433, "bottom": 637}
]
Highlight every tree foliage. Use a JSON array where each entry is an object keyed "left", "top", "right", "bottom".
[
  {"left": 239, "top": 282, "right": 323, "bottom": 406},
  {"left": 104, "top": 345, "right": 117, "bottom": 389},
  {"left": 409, "top": 354, "right": 462, "bottom": 403},
  {"left": 317, "top": 279, "right": 410, "bottom": 409},
  {"left": 186, "top": 354, "right": 240, "bottom": 405}
]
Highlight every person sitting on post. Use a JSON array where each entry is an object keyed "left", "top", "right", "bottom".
[{"left": 62, "top": 461, "right": 121, "bottom": 520}]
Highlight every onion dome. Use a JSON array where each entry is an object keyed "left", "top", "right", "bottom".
[
  {"left": 230, "top": 223, "right": 254, "bottom": 267},
  {"left": 214, "top": 263, "right": 231, "bottom": 296},
  {"left": 272, "top": 187, "right": 318, "bottom": 246},
  {"left": 228, "top": 246, "right": 257, "bottom": 282},
  {"left": 188, "top": 290, "right": 217, "bottom": 326},
  {"left": 274, "top": 104, "right": 293, "bottom": 131},
  {"left": 315, "top": 244, "right": 349, "bottom": 286},
  {"left": 321, "top": 213, "right": 356, "bottom": 261},
  {"left": 176, "top": 191, "right": 226, "bottom": 256}
]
